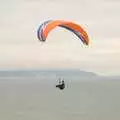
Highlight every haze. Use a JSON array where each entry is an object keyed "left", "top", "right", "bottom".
[{"left": 0, "top": 0, "right": 120, "bottom": 76}]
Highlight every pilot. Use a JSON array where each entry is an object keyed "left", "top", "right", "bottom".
[{"left": 56, "top": 80, "right": 65, "bottom": 90}]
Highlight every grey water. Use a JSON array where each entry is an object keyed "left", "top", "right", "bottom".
[{"left": 0, "top": 70, "right": 120, "bottom": 120}]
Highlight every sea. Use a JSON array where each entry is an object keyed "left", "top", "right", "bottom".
[{"left": 0, "top": 71, "right": 120, "bottom": 120}]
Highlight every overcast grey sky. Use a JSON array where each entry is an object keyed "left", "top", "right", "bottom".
[{"left": 0, "top": 0, "right": 120, "bottom": 76}]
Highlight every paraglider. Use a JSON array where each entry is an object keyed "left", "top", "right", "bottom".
[
  {"left": 56, "top": 78, "right": 65, "bottom": 90},
  {"left": 37, "top": 20, "right": 89, "bottom": 45},
  {"left": 36, "top": 20, "right": 90, "bottom": 90}
]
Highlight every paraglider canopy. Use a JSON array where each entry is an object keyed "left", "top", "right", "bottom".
[{"left": 37, "top": 20, "right": 89, "bottom": 45}]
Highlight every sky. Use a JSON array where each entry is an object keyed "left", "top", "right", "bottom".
[{"left": 0, "top": 0, "right": 120, "bottom": 76}]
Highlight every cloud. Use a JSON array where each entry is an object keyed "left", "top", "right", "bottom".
[{"left": 0, "top": 0, "right": 120, "bottom": 75}]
